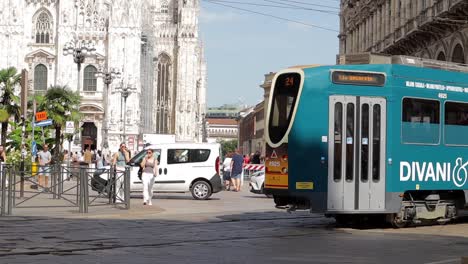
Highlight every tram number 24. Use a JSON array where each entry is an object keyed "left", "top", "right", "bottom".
[{"left": 269, "top": 161, "right": 281, "bottom": 167}]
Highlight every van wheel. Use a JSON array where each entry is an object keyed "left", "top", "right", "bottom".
[{"left": 191, "top": 181, "right": 212, "bottom": 200}]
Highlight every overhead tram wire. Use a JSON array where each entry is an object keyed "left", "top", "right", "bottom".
[
  {"left": 263, "top": 0, "right": 338, "bottom": 15},
  {"left": 267, "top": 0, "right": 340, "bottom": 10},
  {"left": 203, "top": 0, "right": 339, "bottom": 32},
  {"left": 207, "top": 0, "right": 339, "bottom": 14}
]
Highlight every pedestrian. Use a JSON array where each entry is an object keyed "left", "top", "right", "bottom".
[
  {"left": 222, "top": 152, "right": 233, "bottom": 190},
  {"left": 84, "top": 147, "right": 92, "bottom": 167},
  {"left": 230, "top": 149, "right": 244, "bottom": 192},
  {"left": 91, "top": 150, "right": 107, "bottom": 194},
  {"left": 37, "top": 144, "right": 52, "bottom": 191},
  {"left": 251, "top": 151, "right": 261, "bottom": 164},
  {"left": 243, "top": 154, "right": 250, "bottom": 164},
  {"left": 112, "top": 143, "right": 130, "bottom": 203},
  {"left": 140, "top": 149, "right": 158, "bottom": 205},
  {"left": 0, "top": 145, "right": 6, "bottom": 163}
]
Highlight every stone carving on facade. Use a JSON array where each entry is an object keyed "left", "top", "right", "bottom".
[
  {"left": 26, "top": 0, "right": 56, "bottom": 5},
  {"left": 25, "top": 49, "right": 55, "bottom": 70}
]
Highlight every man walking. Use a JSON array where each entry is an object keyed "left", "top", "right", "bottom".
[
  {"left": 38, "top": 144, "right": 52, "bottom": 191},
  {"left": 230, "top": 149, "right": 244, "bottom": 192}
]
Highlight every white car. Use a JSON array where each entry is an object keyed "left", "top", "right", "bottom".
[
  {"left": 128, "top": 143, "right": 223, "bottom": 200},
  {"left": 249, "top": 170, "right": 272, "bottom": 197}
]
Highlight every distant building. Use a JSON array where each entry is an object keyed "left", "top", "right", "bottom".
[
  {"left": 339, "top": 0, "right": 468, "bottom": 63},
  {"left": 238, "top": 101, "right": 265, "bottom": 157},
  {"left": 206, "top": 118, "right": 238, "bottom": 143},
  {"left": 206, "top": 104, "right": 243, "bottom": 119}
]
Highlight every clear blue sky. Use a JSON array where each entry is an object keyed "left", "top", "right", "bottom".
[{"left": 199, "top": 0, "right": 340, "bottom": 107}]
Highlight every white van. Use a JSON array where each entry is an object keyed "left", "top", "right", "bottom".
[{"left": 127, "top": 143, "right": 223, "bottom": 200}]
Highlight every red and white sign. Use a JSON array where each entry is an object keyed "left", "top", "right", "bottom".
[{"left": 243, "top": 164, "right": 265, "bottom": 171}]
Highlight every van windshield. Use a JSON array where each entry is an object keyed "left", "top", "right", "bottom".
[{"left": 268, "top": 72, "right": 301, "bottom": 144}]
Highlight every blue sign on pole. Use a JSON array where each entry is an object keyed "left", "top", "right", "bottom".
[
  {"left": 32, "top": 141, "right": 37, "bottom": 156},
  {"left": 34, "top": 119, "right": 53, "bottom": 127}
]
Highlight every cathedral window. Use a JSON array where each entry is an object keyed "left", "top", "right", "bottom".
[
  {"left": 34, "top": 64, "right": 48, "bottom": 91},
  {"left": 156, "top": 53, "right": 172, "bottom": 133},
  {"left": 83, "top": 65, "right": 98, "bottom": 92},
  {"left": 161, "top": 1, "right": 169, "bottom": 13},
  {"left": 34, "top": 11, "right": 53, "bottom": 44}
]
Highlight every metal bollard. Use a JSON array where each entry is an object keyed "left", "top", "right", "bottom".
[
  {"left": 108, "top": 167, "right": 114, "bottom": 204},
  {"left": 83, "top": 168, "right": 89, "bottom": 213},
  {"left": 52, "top": 165, "right": 57, "bottom": 199},
  {"left": 58, "top": 164, "right": 63, "bottom": 199},
  {"left": 1, "top": 164, "right": 6, "bottom": 216},
  {"left": 78, "top": 167, "right": 84, "bottom": 213},
  {"left": 20, "top": 161, "right": 24, "bottom": 198},
  {"left": 124, "top": 166, "right": 130, "bottom": 210},
  {"left": 76, "top": 166, "right": 80, "bottom": 206},
  {"left": 7, "top": 166, "right": 13, "bottom": 215},
  {"left": 112, "top": 167, "right": 117, "bottom": 204}
]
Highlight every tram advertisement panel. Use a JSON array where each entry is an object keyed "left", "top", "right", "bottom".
[{"left": 265, "top": 144, "right": 288, "bottom": 190}]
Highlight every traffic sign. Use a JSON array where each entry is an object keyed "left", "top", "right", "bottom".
[
  {"left": 34, "top": 119, "right": 53, "bottom": 127},
  {"left": 32, "top": 141, "right": 37, "bottom": 156},
  {"left": 65, "top": 121, "right": 74, "bottom": 134},
  {"left": 35, "top": 111, "right": 47, "bottom": 122}
]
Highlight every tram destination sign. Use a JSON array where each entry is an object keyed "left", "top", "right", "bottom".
[{"left": 332, "top": 71, "right": 386, "bottom": 87}]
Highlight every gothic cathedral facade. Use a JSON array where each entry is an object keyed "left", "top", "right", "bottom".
[{"left": 0, "top": 0, "right": 207, "bottom": 151}]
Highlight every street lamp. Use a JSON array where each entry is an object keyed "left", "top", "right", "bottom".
[
  {"left": 63, "top": 40, "right": 96, "bottom": 93},
  {"left": 96, "top": 68, "right": 121, "bottom": 149},
  {"left": 114, "top": 81, "right": 136, "bottom": 143}
]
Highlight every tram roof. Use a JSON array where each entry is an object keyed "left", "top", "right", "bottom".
[{"left": 337, "top": 53, "right": 468, "bottom": 74}]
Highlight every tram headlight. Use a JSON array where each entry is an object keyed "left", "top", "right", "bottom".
[{"left": 282, "top": 167, "right": 288, "bottom": 174}]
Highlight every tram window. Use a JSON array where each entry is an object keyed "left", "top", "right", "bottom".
[
  {"left": 372, "top": 104, "right": 381, "bottom": 181},
  {"left": 445, "top": 102, "right": 468, "bottom": 146},
  {"left": 361, "top": 104, "right": 369, "bottom": 182},
  {"left": 345, "top": 103, "right": 355, "bottom": 182},
  {"left": 333, "top": 103, "right": 343, "bottom": 182},
  {"left": 402, "top": 98, "right": 440, "bottom": 144},
  {"left": 268, "top": 73, "right": 301, "bottom": 145}
]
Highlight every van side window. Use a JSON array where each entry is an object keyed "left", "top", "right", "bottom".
[
  {"left": 402, "top": 98, "right": 440, "bottom": 144},
  {"left": 168, "top": 149, "right": 189, "bottom": 164},
  {"left": 167, "top": 149, "right": 211, "bottom": 164},
  {"left": 191, "top": 149, "right": 211, "bottom": 162}
]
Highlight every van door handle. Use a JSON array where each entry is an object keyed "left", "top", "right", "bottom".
[
  {"left": 164, "top": 168, "right": 167, "bottom": 175},
  {"left": 159, "top": 168, "right": 162, "bottom": 175}
]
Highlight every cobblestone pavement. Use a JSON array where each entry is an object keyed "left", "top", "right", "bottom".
[{"left": 1, "top": 186, "right": 468, "bottom": 264}]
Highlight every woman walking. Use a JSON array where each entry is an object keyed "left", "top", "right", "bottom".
[{"left": 140, "top": 149, "right": 158, "bottom": 205}]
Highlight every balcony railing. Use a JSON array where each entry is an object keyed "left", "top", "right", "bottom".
[{"left": 80, "top": 91, "right": 104, "bottom": 101}]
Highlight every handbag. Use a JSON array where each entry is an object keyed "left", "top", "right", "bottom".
[{"left": 138, "top": 166, "right": 143, "bottom": 180}]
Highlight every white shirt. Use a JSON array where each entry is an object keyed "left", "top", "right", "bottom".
[{"left": 223, "top": 157, "right": 232, "bottom": 172}]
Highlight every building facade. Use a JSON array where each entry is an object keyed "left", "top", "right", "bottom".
[
  {"left": 339, "top": 0, "right": 468, "bottom": 63},
  {"left": 206, "top": 118, "right": 238, "bottom": 143},
  {"left": 238, "top": 102, "right": 265, "bottom": 157},
  {"left": 0, "top": 0, "right": 206, "bottom": 152}
]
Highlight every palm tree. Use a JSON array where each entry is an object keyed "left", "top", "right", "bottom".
[
  {"left": 40, "top": 86, "right": 81, "bottom": 162},
  {"left": 0, "top": 67, "right": 21, "bottom": 146}
]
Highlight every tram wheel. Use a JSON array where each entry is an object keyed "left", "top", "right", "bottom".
[
  {"left": 391, "top": 215, "right": 408, "bottom": 228},
  {"left": 335, "top": 215, "right": 351, "bottom": 227}
]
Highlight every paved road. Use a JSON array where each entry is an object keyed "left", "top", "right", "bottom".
[{"left": 1, "top": 186, "right": 468, "bottom": 264}]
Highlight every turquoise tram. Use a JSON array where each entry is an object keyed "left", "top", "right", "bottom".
[{"left": 264, "top": 55, "right": 468, "bottom": 227}]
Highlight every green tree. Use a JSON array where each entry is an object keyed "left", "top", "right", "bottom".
[
  {"left": 0, "top": 67, "right": 21, "bottom": 146},
  {"left": 6, "top": 120, "right": 53, "bottom": 151},
  {"left": 218, "top": 139, "right": 238, "bottom": 156},
  {"left": 40, "top": 86, "right": 81, "bottom": 162}
]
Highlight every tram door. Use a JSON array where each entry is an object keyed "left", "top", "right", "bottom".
[{"left": 328, "top": 96, "right": 386, "bottom": 211}]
